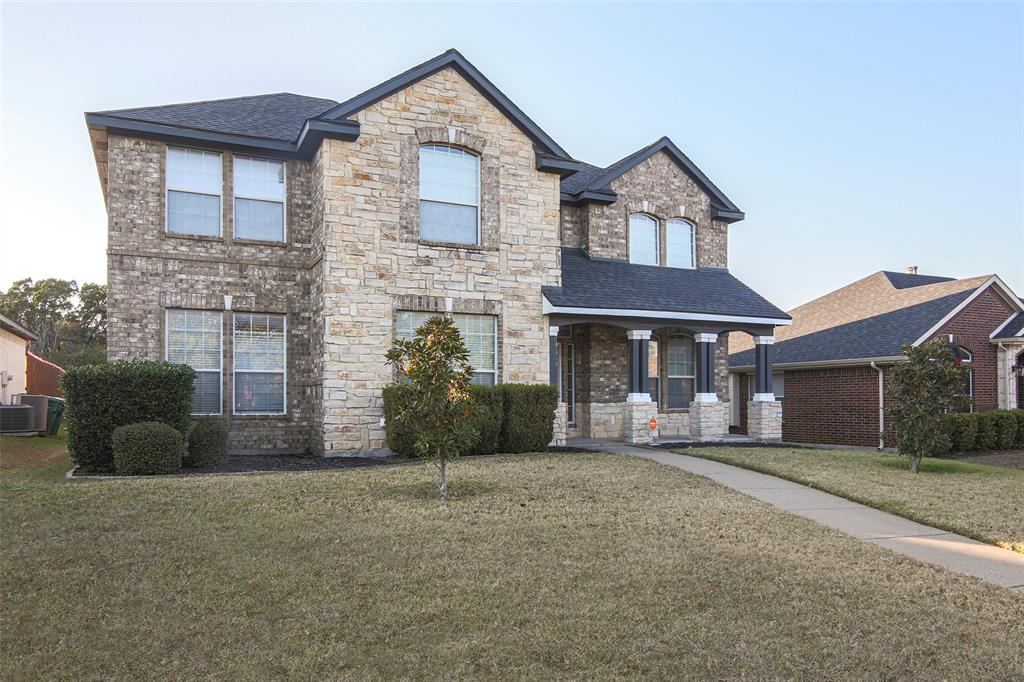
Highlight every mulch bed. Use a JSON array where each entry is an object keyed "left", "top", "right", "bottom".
[
  {"left": 947, "top": 450, "right": 1024, "bottom": 471},
  {"left": 71, "top": 446, "right": 597, "bottom": 478}
]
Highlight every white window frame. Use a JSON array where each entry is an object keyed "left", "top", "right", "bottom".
[
  {"left": 667, "top": 333, "right": 696, "bottom": 410},
  {"left": 396, "top": 310, "right": 499, "bottom": 385},
  {"left": 666, "top": 218, "right": 696, "bottom": 269},
  {"left": 233, "top": 155, "right": 287, "bottom": 243},
  {"left": 232, "top": 312, "right": 287, "bottom": 416},
  {"left": 165, "top": 147, "right": 222, "bottom": 237},
  {"left": 418, "top": 144, "right": 481, "bottom": 246},
  {"left": 628, "top": 213, "right": 660, "bottom": 265},
  {"left": 164, "top": 309, "right": 223, "bottom": 416}
]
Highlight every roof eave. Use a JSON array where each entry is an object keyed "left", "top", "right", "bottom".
[
  {"left": 729, "top": 355, "right": 906, "bottom": 372},
  {"left": 559, "top": 189, "right": 618, "bottom": 205}
]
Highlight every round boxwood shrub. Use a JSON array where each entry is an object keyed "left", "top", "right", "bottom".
[
  {"left": 185, "top": 417, "right": 228, "bottom": 468},
  {"left": 112, "top": 421, "right": 183, "bottom": 475}
]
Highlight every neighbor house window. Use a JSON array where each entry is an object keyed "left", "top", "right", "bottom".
[
  {"left": 666, "top": 218, "right": 695, "bottom": 268},
  {"left": 628, "top": 214, "right": 659, "bottom": 265},
  {"left": 234, "top": 156, "right": 285, "bottom": 241},
  {"left": 166, "top": 147, "right": 222, "bottom": 236},
  {"left": 648, "top": 339, "right": 660, "bottom": 405},
  {"left": 396, "top": 311, "right": 497, "bottom": 386},
  {"left": 953, "top": 344, "right": 973, "bottom": 410},
  {"left": 419, "top": 145, "right": 480, "bottom": 244},
  {"left": 166, "top": 309, "right": 222, "bottom": 415},
  {"left": 667, "top": 334, "right": 695, "bottom": 409},
  {"left": 233, "top": 313, "right": 286, "bottom": 415}
]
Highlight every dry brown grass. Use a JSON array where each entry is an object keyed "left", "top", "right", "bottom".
[
  {"left": 2, "top": 453, "right": 1022, "bottom": 680},
  {"left": 688, "top": 446, "right": 1024, "bottom": 553}
]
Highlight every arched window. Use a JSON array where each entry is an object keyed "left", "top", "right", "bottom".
[
  {"left": 629, "top": 214, "right": 659, "bottom": 265},
  {"left": 667, "top": 334, "right": 695, "bottom": 409},
  {"left": 666, "top": 218, "right": 695, "bottom": 269},
  {"left": 419, "top": 144, "right": 480, "bottom": 245}
]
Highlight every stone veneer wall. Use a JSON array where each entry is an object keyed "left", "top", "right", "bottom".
[
  {"left": 583, "top": 151, "right": 728, "bottom": 268},
  {"left": 105, "top": 135, "right": 318, "bottom": 454},
  {"left": 317, "top": 67, "right": 561, "bottom": 453}
]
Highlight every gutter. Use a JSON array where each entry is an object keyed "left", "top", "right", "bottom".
[
  {"left": 729, "top": 355, "right": 905, "bottom": 373},
  {"left": 870, "top": 361, "right": 885, "bottom": 450}
]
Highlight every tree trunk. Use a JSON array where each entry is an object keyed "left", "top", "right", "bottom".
[
  {"left": 438, "top": 459, "right": 449, "bottom": 501},
  {"left": 910, "top": 456, "right": 921, "bottom": 473}
]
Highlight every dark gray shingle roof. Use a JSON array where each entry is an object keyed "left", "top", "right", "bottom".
[
  {"left": 729, "top": 290, "right": 975, "bottom": 366},
  {"left": 96, "top": 93, "right": 339, "bottom": 142},
  {"left": 559, "top": 162, "right": 605, "bottom": 195},
  {"left": 995, "top": 312, "right": 1024, "bottom": 338},
  {"left": 882, "top": 271, "right": 955, "bottom": 289},
  {"left": 542, "top": 248, "right": 789, "bottom": 320}
]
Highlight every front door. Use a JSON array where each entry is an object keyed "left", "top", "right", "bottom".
[{"left": 561, "top": 342, "right": 575, "bottom": 425}]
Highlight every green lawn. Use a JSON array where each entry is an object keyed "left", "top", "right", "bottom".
[
  {"left": 2, "top": 451, "right": 1022, "bottom": 680},
  {"left": 686, "top": 447, "right": 1024, "bottom": 553}
]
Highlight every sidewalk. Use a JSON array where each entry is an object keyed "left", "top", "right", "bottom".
[{"left": 585, "top": 442, "right": 1024, "bottom": 591}]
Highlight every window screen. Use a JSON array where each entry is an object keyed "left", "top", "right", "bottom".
[
  {"left": 396, "top": 311, "right": 497, "bottom": 386},
  {"left": 234, "top": 156, "right": 285, "bottom": 241},
  {"left": 419, "top": 145, "right": 479, "bottom": 244},
  {"left": 167, "top": 148, "right": 221, "bottom": 236},
  {"left": 233, "top": 313, "right": 286, "bottom": 414},
  {"left": 166, "top": 309, "right": 222, "bottom": 414}
]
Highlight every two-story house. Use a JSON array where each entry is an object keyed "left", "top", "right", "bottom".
[{"left": 85, "top": 49, "right": 790, "bottom": 455}]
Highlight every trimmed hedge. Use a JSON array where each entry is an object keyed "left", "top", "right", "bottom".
[
  {"left": 61, "top": 361, "right": 195, "bottom": 471},
  {"left": 186, "top": 417, "right": 229, "bottom": 468},
  {"left": 944, "top": 408, "right": 1022, "bottom": 453},
  {"left": 382, "top": 383, "right": 558, "bottom": 457},
  {"left": 495, "top": 384, "right": 560, "bottom": 453},
  {"left": 112, "top": 421, "right": 183, "bottom": 475}
]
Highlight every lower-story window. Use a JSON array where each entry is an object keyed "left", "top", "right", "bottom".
[
  {"left": 166, "top": 309, "right": 222, "bottom": 415},
  {"left": 396, "top": 310, "right": 497, "bottom": 386},
  {"left": 667, "top": 334, "right": 695, "bottom": 409},
  {"left": 233, "top": 313, "right": 286, "bottom": 415}
]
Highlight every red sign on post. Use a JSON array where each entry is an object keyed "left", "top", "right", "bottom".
[{"left": 648, "top": 417, "right": 658, "bottom": 430}]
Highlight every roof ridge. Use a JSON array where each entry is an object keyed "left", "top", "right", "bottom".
[{"left": 96, "top": 91, "right": 338, "bottom": 116}]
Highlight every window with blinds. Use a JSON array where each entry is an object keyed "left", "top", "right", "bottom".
[
  {"left": 234, "top": 156, "right": 285, "bottom": 242},
  {"left": 667, "top": 335, "right": 695, "bottom": 409},
  {"left": 167, "top": 148, "right": 222, "bottom": 236},
  {"left": 166, "top": 309, "right": 222, "bottom": 414},
  {"left": 395, "top": 311, "right": 497, "bottom": 386},
  {"left": 666, "top": 218, "right": 695, "bottom": 269},
  {"left": 233, "top": 313, "right": 286, "bottom": 414}
]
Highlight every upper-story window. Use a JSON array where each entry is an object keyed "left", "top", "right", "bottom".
[
  {"left": 628, "top": 214, "right": 659, "bottom": 265},
  {"left": 234, "top": 157, "right": 286, "bottom": 242},
  {"left": 167, "top": 148, "right": 222, "bottom": 237},
  {"left": 666, "top": 218, "right": 695, "bottom": 269},
  {"left": 419, "top": 144, "right": 480, "bottom": 245}
]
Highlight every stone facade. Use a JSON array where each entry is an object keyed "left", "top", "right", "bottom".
[
  {"left": 622, "top": 400, "right": 658, "bottom": 444},
  {"left": 747, "top": 400, "right": 783, "bottom": 441},
  {"left": 688, "top": 401, "right": 728, "bottom": 440}
]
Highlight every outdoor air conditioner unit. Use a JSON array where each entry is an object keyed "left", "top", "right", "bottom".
[
  {"left": 0, "top": 404, "right": 35, "bottom": 434},
  {"left": 15, "top": 394, "right": 48, "bottom": 434}
]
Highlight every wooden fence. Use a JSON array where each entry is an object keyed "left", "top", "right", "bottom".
[{"left": 26, "top": 351, "right": 64, "bottom": 397}]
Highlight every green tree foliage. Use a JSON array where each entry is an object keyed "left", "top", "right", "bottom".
[
  {"left": 886, "top": 340, "right": 971, "bottom": 472},
  {"left": 385, "top": 316, "right": 476, "bottom": 500},
  {"left": 0, "top": 278, "right": 106, "bottom": 367}
]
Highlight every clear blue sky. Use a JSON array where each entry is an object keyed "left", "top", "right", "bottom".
[{"left": 2, "top": 1, "right": 1021, "bottom": 309}]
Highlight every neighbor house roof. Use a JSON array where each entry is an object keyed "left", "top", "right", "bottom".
[
  {"left": 729, "top": 271, "right": 1021, "bottom": 368},
  {"left": 991, "top": 311, "right": 1024, "bottom": 340},
  {"left": 542, "top": 248, "right": 790, "bottom": 324},
  {"left": 0, "top": 313, "right": 38, "bottom": 342}
]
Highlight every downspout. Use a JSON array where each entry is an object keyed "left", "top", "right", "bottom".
[{"left": 870, "top": 361, "right": 884, "bottom": 450}]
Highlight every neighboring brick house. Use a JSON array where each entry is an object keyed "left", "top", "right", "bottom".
[
  {"left": 730, "top": 269, "right": 1024, "bottom": 448},
  {"left": 86, "top": 49, "right": 789, "bottom": 455}
]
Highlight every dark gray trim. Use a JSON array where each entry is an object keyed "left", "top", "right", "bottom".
[
  {"left": 696, "top": 338, "right": 715, "bottom": 395},
  {"left": 755, "top": 343, "right": 772, "bottom": 394},
  {"left": 319, "top": 48, "right": 571, "bottom": 160},
  {"left": 86, "top": 113, "right": 359, "bottom": 161},
  {"left": 710, "top": 207, "right": 745, "bottom": 222},
  {"left": 559, "top": 189, "right": 617, "bottom": 205},
  {"left": 536, "top": 154, "right": 583, "bottom": 178},
  {"left": 549, "top": 334, "right": 558, "bottom": 386}
]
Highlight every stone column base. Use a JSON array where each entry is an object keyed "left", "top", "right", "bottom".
[
  {"left": 747, "top": 400, "right": 782, "bottom": 441},
  {"left": 549, "top": 402, "right": 568, "bottom": 447},
  {"left": 689, "top": 400, "right": 728, "bottom": 441},
  {"left": 622, "top": 401, "right": 658, "bottom": 444}
]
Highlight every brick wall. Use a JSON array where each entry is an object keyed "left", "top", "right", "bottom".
[
  {"left": 780, "top": 365, "right": 894, "bottom": 447},
  {"left": 929, "top": 286, "right": 1015, "bottom": 412},
  {"left": 105, "top": 136, "right": 319, "bottom": 454},
  {"left": 583, "top": 151, "right": 728, "bottom": 268}
]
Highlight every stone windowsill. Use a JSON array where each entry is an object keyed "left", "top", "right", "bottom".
[
  {"left": 232, "top": 237, "right": 289, "bottom": 249},
  {"left": 165, "top": 231, "right": 224, "bottom": 243},
  {"left": 417, "top": 239, "right": 497, "bottom": 253}
]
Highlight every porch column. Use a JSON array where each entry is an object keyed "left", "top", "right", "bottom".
[
  {"left": 626, "top": 330, "right": 652, "bottom": 402},
  {"left": 549, "top": 326, "right": 559, "bottom": 386},
  {"left": 753, "top": 335, "right": 775, "bottom": 400},
  {"left": 694, "top": 333, "right": 718, "bottom": 402}
]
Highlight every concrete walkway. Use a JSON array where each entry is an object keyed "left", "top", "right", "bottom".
[{"left": 586, "top": 442, "right": 1024, "bottom": 591}]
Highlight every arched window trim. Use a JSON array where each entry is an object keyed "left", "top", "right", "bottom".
[
  {"left": 418, "top": 143, "right": 481, "bottom": 245},
  {"left": 666, "top": 217, "right": 696, "bottom": 269},
  {"left": 628, "top": 213, "right": 660, "bottom": 265}
]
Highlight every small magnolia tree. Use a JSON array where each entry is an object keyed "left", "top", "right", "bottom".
[
  {"left": 385, "top": 315, "right": 477, "bottom": 500},
  {"left": 887, "top": 339, "right": 971, "bottom": 472}
]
